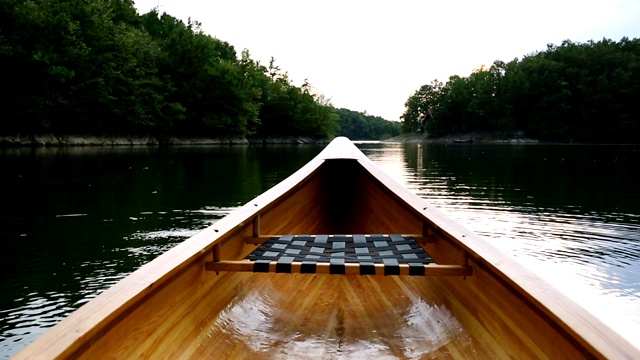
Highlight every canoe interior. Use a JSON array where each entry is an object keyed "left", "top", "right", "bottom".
[
  {"left": 174, "top": 274, "right": 498, "bottom": 359},
  {"left": 256, "top": 159, "right": 424, "bottom": 235},
  {"left": 14, "top": 140, "right": 640, "bottom": 359}
]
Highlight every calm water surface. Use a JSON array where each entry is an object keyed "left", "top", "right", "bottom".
[
  {"left": 360, "top": 142, "right": 640, "bottom": 350},
  {"left": 1, "top": 142, "right": 639, "bottom": 357}
]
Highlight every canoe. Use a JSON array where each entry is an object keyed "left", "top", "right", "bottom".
[{"left": 15, "top": 137, "right": 639, "bottom": 359}]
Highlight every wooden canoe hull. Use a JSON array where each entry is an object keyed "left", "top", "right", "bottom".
[{"left": 15, "top": 137, "right": 639, "bottom": 359}]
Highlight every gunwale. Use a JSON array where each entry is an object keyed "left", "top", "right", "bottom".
[{"left": 14, "top": 137, "right": 640, "bottom": 359}]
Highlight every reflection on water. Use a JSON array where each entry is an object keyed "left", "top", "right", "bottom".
[{"left": 360, "top": 142, "right": 640, "bottom": 348}]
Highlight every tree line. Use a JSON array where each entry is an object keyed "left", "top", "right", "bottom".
[
  {"left": 0, "top": 0, "right": 398, "bottom": 140},
  {"left": 402, "top": 37, "right": 640, "bottom": 143},
  {"left": 334, "top": 108, "right": 401, "bottom": 140}
]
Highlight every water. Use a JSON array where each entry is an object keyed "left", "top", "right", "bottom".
[
  {"left": 1, "top": 142, "right": 639, "bottom": 357},
  {"left": 0, "top": 144, "right": 323, "bottom": 358},
  {"left": 359, "top": 142, "right": 640, "bottom": 349}
]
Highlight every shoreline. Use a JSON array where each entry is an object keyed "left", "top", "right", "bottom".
[
  {"left": 3, "top": 133, "right": 637, "bottom": 147},
  {"left": 381, "top": 131, "right": 640, "bottom": 145},
  {"left": 0, "top": 134, "right": 330, "bottom": 147},
  {"left": 383, "top": 131, "right": 539, "bottom": 144}
]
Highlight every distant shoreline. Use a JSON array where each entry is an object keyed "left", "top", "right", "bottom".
[
  {"left": 384, "top": 132, "right": 640, "bottom": 145},
  {"left": 384, "top": 131, "right": 538, "bottom": 144},
  {"left": 3, "top": 133, "right": 637, "bottom": 147},
  {"left": 0, "top": 134, "right": 330, "bottom": 147}
]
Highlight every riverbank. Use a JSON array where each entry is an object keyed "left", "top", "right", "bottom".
[
  {"left": 385, "top": 131, "right": 539, "bottom": 144},
  {"left": 0, "top": 134, "right": 330, "bottom": 147}
]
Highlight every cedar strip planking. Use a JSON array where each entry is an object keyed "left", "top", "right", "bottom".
[{"left": 182, "top": 274, "right": 498, "bottom": 359}]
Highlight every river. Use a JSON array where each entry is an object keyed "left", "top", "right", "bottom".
[{"left": 1, "top": 141, "right": 639, "bottom": 357}]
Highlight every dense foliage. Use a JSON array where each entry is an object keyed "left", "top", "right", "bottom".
[
  {"left": 334, "top": 108, "right": 401, "bottom": 140},
  {"left": 0, "top": 0, "right": 337, "bottom": 138},
  {"left": 402, "top": 38, "right": 640, "bottom": 142}
]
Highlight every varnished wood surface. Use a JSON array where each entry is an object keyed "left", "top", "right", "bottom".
[
  {"left": 15, "top": 137, "right": 640, "bottom": 359},
  {"left": 183, "top": 274, "right": 498, "bottom": 359}
]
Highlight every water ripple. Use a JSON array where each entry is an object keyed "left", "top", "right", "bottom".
[
  {"left": 0, "top": 293, "right": 74, "bottom": 357},
  {"left": 362, "top": 142, "right": 640, "bottom": 348}
]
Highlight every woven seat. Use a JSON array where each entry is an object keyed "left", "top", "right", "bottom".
[
  {"left": 246, "top": 234, "right": 433, "bottom": 276},
  {"left": 205, "top": 234, "right": 471, "bottom": 277}
]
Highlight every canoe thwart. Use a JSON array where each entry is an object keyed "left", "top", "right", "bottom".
[
  {"left": 208, "top": 234, "right": 471, "bottom": 276},
  {"left": 205, "top": 260, "right": 472, "bottom": 276}
]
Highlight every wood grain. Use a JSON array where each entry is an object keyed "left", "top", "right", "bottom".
[{"left": 184, "top": 274, "right": 498, "bottom": 359}]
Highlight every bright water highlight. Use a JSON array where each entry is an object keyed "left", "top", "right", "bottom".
[{"left": 360, "top": 142, "right": 640, "bottom": 349}]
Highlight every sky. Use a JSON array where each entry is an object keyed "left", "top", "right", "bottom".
[{"left": 134, "top": 0, "right": 640, "bottom": 121}]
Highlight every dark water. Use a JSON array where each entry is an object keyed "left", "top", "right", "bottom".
[
  {"left": 1, "top": 142, "right": 639, "bottom": 357},
  {"left": 0, "top": 145, "right": 323, "bottom": 358}
]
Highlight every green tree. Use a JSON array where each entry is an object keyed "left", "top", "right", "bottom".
[
  {"left": 402, "top": 37, "right": 640, "bottom": 143},
  {"left": 140, "top": 10, "right": 265, "bottom": 137},
  {"left": 0, "top": 1, "right": 356, "bottom": 140},
  {"left": 336, "top": 108, "right": 400, "bottom": 140},
  {"left": 256, "top": 58, "right": 337, "bottom": 137},
  {"left": 401, "top": 80, "right": 442, "bottom": 134},
  {"left": 0, "top": 0, "right": 166, "bottom": 134}
]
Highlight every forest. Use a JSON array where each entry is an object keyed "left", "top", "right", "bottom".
[
  {"left": 7, "top": 0, "right": 634, "bottom": 144},
  {"left": 402, "top": 38, "right": 640, "bottom": 143},
  {"left": 0, "top": 0, "right": 398, "bottom": 141},
  {"left": 334, "top": 108, "right": 401, "bottom": 140}
]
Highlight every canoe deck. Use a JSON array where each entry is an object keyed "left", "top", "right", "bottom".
[{"left": 186, "top": 273, "right": 498, "bottom": 359}]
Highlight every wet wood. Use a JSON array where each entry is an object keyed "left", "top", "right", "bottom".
[{"left": 185, "top": 274, "right": 498, "bottom": 359}]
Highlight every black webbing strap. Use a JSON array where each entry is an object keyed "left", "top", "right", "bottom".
[
  {"left": 253, "top": 259, "right": 271, "bottom": 273},
  {"left": 245, "top": 234, "right": 434, "bottom": 276}
]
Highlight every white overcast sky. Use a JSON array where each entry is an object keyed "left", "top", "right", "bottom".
[{"left": 134, "top": 0, "right": 640, "bottom": 121}]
